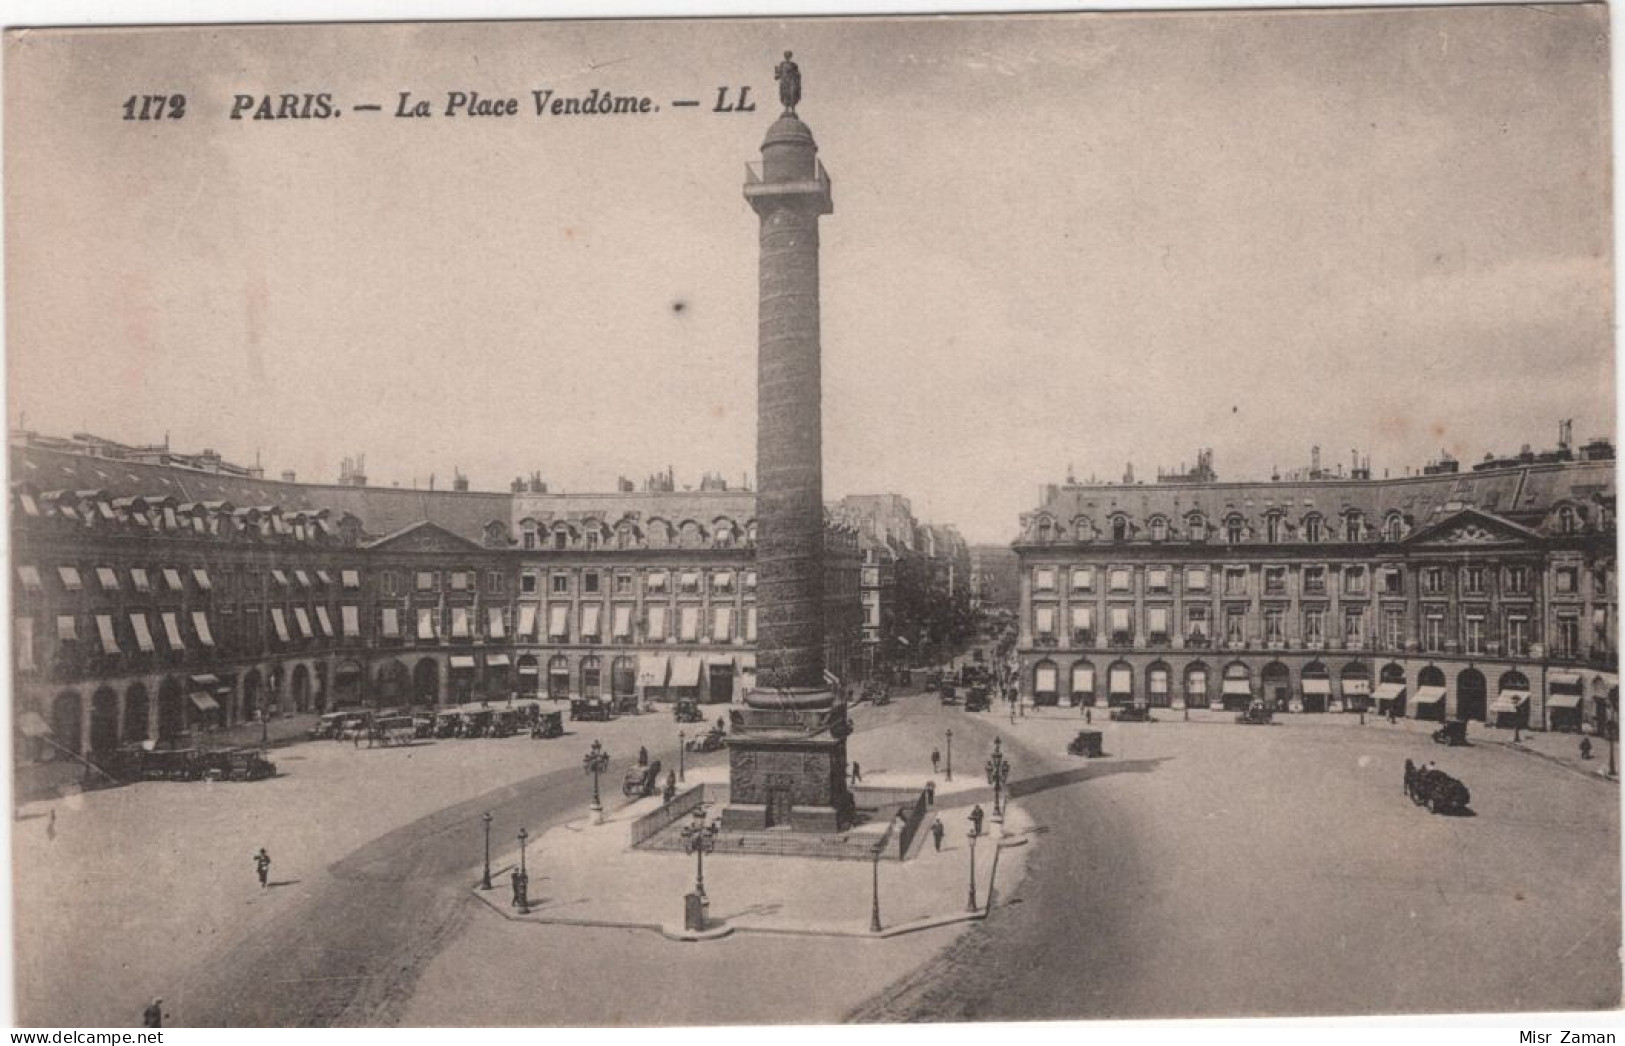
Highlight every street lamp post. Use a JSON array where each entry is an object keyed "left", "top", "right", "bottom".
[
  {"left": 681, "top": 809, "right": 718, "bottom": 901},
  {"left": 584, "top": 740, "right": 610, "bottom": 824},
  {"left": 481, "top": 811, "right": 493, "bottom": 891},
  {"left": 945, "top": 729, "right": 953, "bottom": 782},
  {"left": 516, "top": 827, "right": 530, "bottom": 914},
  {"left": 870, "top": 841, "right": 884, "bottom": 933},
  {"left": 986, "top": 738, "right": 1011, "bottom": 822},
  {"left": 679, "top": 730, "right": 686, "bottom": 782},
  {"left": 965, "top": 817, "right": 979, "bottom": 913}
]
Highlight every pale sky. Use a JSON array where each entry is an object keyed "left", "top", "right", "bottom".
[{"left": 4, "top": 7, "right": 1614, "bottom": 542}]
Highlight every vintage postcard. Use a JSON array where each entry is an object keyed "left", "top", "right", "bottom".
[{"left": 3, "top": 5, "right": 1618, "bottom": 1032}]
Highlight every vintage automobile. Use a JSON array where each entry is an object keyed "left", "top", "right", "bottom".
[
  {"left": 1235, "top": 702, "right": 1275, "bottom": 726},
  {"left": 623, "top": 759, "right": 664, "bottom": 798},
  {"left": 964, "top": 686, "right": 991, "bottom": 713},
  {"left": 338, "top": 712, "right": 373, "bottom": 741},
  {"left": 1067, "top": 729, "right": 1105, "bottom": 758},
  {"left": 673, "top": 699, "right": 704, "bottom": 724},
  {"left": 209, "top": 748, "right": 278, "bottom": 781},
  {"left": 139, "top": 748, "right": 208, "bottom": 781},
  {"left": 1111, "top": 703, "right": 1154, "bottom": 723},
  {"left": 412, "top": 714, "right": 436, "bottom": 739},
  {"left": 572, "top": 698, "right": 613, "bottom": 722},
  {"left": 1407, "top": 762, "right": 1471, "bottom": 814},
  {"left": 374, "top": 715, "right": 418, "bottom": 746},
  {"left": 923, "top": 670, "right": 944, "bottom": 692},
  {"left": 1432, "top": 720, "right": 1469, "bottom": 747},
  {"left": 489, "top": 709, "right": 520, "bottom": 738},
  {"left": 530, "top": 710, "right": 565, "bottom": 739},
  {"left": 309, "top": 712, "right": 348, "bottom": 741},
  {"left": 433, "top": 710, "right": 463, "bottom": 738},
  {"left": 685, "top": 726, "right": 727, "bottom": 753},
  {"left": 939, "top": 685, "right": 961, "bottom": 706}
]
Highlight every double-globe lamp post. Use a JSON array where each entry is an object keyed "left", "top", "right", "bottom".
[
  {"left": 517, "top": 827, "right": 531, "bottom": 914},
  {"left": 584, "top": 740, "right": 611, "bottom": 825},
  {"left": 965, "top": 812, "right": 979, "bottom": 913},
  {"left": 481, "top": 811, "right": 493, "bottom": 891},
  {"left": 986, "top": 738, "right": 1012, "bottom": 822},
  {"left": 945, "top": 729, "right": 953, "bottom": 782},
  {"left": 681, "top": 809, "right": 718, "bottom": 901}
]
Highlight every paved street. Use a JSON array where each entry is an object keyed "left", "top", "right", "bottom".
[
  {"left": 16, "top": 691, "right": 1618, "bottom": 1026},
  {"left": 852, "top": 703, "right": 1621, "bottom": 1020}
]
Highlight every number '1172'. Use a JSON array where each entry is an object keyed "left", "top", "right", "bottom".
[{"left": 122, "top": 94, "right": 186, "bottom": 120}]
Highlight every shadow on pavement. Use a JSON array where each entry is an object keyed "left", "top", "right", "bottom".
[{"left": 1008, "top": 757, "right": 1170, "bottom": 801}]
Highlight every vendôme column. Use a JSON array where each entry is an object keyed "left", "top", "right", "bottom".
[{"left": 723, "top": 54, "right": 851, "bottom": 833}]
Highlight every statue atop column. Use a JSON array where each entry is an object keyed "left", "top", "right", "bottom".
[{"left": 775, "top": 50, "right": 802, "bottom": 114}]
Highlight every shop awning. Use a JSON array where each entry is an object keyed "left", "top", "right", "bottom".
[
  {"left": 517, "top": 605, "right": 537, "bottom": 639},
  {"left": 379, "top": 607, "right": 397, "bottom": 639},
  {"left": 189, "top": 674, "right": 220, "bottom": 689},
  {"left": 18, "top": 711, "right": 52, "bottom": 738},
  {"left": 56, "top": 614, "right": 78, "bottom": 643},
  {"left": 417, "top": 609, "right": 436, "bottom": 640},
  {"left": 1412, "top": 686, "right": 1446, "bottom": 708},
  {"left": 130, "top": 568, "right": 151, "bottom": 593},
  {"left": 160, "top": 612, "right": 185, "bottom": 651},
  {"left": 1372, "top": 682, "right": 1405, "bottom": 703},
  {"left": 1109, "top": 667, "right": 1132, "bottom": 695},
  {"left": 713, "top": 607, "right": 734, "bottom": 641},
  {"left": 16, "top": 566, "right": 43, "bottom": 593},
  {"left": 316, "top": 570, "right": 336, "bottom": 587},
  {"left": 1547, "top": 692, "right": 1584, "bottom": 710},
  {"left": 612, "top": 605, "right": 633, "bottom": 639},
  {"left": 1222, "top": 678, "right": 1253, "bottom": 696},
  {"left": 341, "top": 569, "right": 361, "bottom": 590},
  {"left": 1342, "top": 678, "right": 1371, "bottom": 697},
  {"left": 271, "top": 569, "right": 289, "bottom": 587},
  {"left": 488, "top": 607, "right": 506, "bottom": 639},
  {"left": 548, "top": 660, "right": 570, "bottom": 677},
  {"left": 581, "top": 604, "right": 602, "bottom": 638},
  {"left": 449, "top": 655, "right": 477, "bottom": 670},
  {"left": 1549, "top": 671, "right": 1584, "bottom": 693},
  {"left": 450, "top": 607, "right": 470, "bottom": 639},
  {"left": 638, "top": 655, "right": 670, "bottom": 687},
  {"left": 192, "top": 568, "right": 212, "bottom": 591},
  {"left": 271, "top": 608, "right": 291, "bottom": 643},
  {"left": 679, "top": 607, "right": 700, "bottom": 642},
  {"left": 58, "top": 566, "right": 83, "bottom": 592},
  {"left": 129, "top": 613, "right": 156, "bottom": 653},
  {"left": 517, "top": 659, "right": 540, "bottom": 676},
  {"left": 670, "top": 655, "right": 704, "bottom": 688},
  {"left": 486, "top": 654, "right": 511, "bottom": 668},
  {"left": 189, "top": 693, "right": 221, "bottom": 713},
  {"left": 548, "top": 605, "right": 569, "bottom": 639},
  {"left": 1490, "top": 691, "right": 1529, "bottom": 716},
  {"left": 95, "top": 566, "right": 120, "bottom": 591},
  {"left": 315, "top": 606, "right": 335, "bottom": 638},
  {"left": 1301, "top": 678, "right": 1331, "bottom": 696},
  {"left": 292, "top": 607, "right": 313, "bottom": 639},
  {"left": 294, "top": 570, "right": 312, "bottom": 589}
]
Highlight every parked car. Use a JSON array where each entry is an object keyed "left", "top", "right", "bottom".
[
  {"left": 572, "top": 698, "right": 612, "bottom": 722},
  {"left": 1111, "top": 704, "right": 1154, "bottom": 723},
  {"left": 673, "top": 699, "right": 703, "bottom": 724},
  {"left": 530, "top": 710, "right": 565, "bottom": 739},
  {"left": 1235, "top": 703, "right": 1274, "bottom": 726},
  {"left": 1432, "top": 721, "right": 1469, "bottom": 747},
  {"left": 1067, "top": 729, "right": 1105, "bottom": 758},
  {"left": 309, "top": 712, "right": 347, "bottom": 741},
  {"left": 1407, "top": 762, "right": 1471, "bottom": 814}
]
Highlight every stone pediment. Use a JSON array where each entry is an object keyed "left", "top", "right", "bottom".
[
  {"left": 1402, "top": 508, "right": 1540, "bottom": 549},
  {"left": 365, "top": 519, "right": 485, "bottom": 553}
]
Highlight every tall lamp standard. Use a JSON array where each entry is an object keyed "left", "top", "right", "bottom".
[
  {"left": 945, "top": 729, "right": 954, "bottom": 782},
  {"left": 583, "top": 740, "right": 610, "bottom": 824},
  {"left": 516, "top": 827, "right": 531, "bottom": 914},
  {"left": 986, "top": 738, "right": 1011, "bottom": 823},
  {"left": 679, "top": 730, "right": 686, "bottom": 782},
  {"left": 680, "top": 809, "right": 718, "bottom": 902},
  {"left": 870, "top": 840, "right": 884, "bottom": 933},
  {"left": 480, "top": 811, "right": 493, "bottom": 890},
  {"left": 965, "top": 814, "right": 979, "bottom": 913}
]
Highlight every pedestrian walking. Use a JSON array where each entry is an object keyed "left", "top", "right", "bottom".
[
  {"left": 1388, "top": 707, "right": 1398, "bottom": 725},
  {"left": 1580, "top": 737, "right": 1594, "bottom": 761},
  {"left": 143, "top": 998, "right": 165, "bottom": 1028},
  {"left": 925, "top": 779, "right": 936, "bottom": 807},
  {"left": 850, "top": 760, "right": 862, "bottom": 783},
  {"left": 254, "top": 848, "right": 272, "bottom": 889},
  {"left": 970, "top": 804, "right": 985, "bottom": 836},
  {"left": 46, "top": 808, "right": 56, "bottom": 842},
  {"left": 930, "top": 747, "right": 941, "bottom": 775},
  {"left": 638, "top": 745, "right": 649, "bottom": 767},
  {"left": 930, "top": 819, "right": 945, "bottom": 852},
  {"left": 1085, "top": 706, "right": 1093, "bottom": 724},
  {"left": 510, "top": 867, "right": 524, "bottom": 907}
]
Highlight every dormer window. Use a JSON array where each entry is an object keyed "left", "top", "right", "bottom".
[
  {"left": 1304, "top": 515, "right": 1322, "bottom": 543},
  {"left": 1187, "top": 514, "right": 1208, "bottom": 542},
  {"left": 1111, "top": 517, "right": 1129, "bottom": 542},
  {"left": 1265, "top": 515, "right": 1283, "bottom": 544},
  {"left": 1149, "top": 517, "right": 1168, "bottom": 542},
  {"left": 1383, "top": 514, "right": 1405, "bottom": 543},
  {"left": 1558, "top": 505, "right": 1578, "bottom": 535},
  {"left": 1226, "top": 515, "right": 1245, "bottom": 545}
]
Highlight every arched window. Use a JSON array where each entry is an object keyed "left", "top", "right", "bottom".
[
  {"left": 1345, "top": 512, "right": 1364, "bottom": 542},
  {"left": 1186, "top": 514, "right": 1208, "bottom": 542},
  {"left": 1265, "top": 514, "right": 1282, "bottom": 544},
  {"left": 1558, "top": 505, "right": 1578, "bottom": 534},
  {"left": 553, "top": 529, "right": 569, "bottom": 550},
  {"left": 1036, "top": 516, "right": 1055, "bottom": 543},
  {"left": 1111, "top": 516, "right": 1129, "bottom": 542},
  {"left": 1226, "top": 515, "right": 1245, "bottom": 545},
  {"left": 616, "top": 523, "right": 636, "bottom": 550},
  {"left": 1383, "top": 513, "right": 1404, "bottom": 543},
  {"left": 1304, "top": 514, "right": 1322, "bottom": 543},
  {"left": 1149, "top": 516, "right": 1168, "bottom": 542}
]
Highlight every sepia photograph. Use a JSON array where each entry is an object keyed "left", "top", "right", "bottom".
[{"left": 2, "top": 2, "right": 1619, "bottom": 1031}]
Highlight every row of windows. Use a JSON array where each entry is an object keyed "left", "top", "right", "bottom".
[
  {"left": 515, "top": 569, "right": 757, "bottom": 597},
  {"left": 1031, "top": 504, "right": 1598, "bottom": 545},
  {"left": 17, "top": 564, "right": 363, "bottom": 598},
  {"left": 1032, "top": 563, "right": 1566, "bottom": 598},
  {"left": 515, "top": 519, "right": 756, "bottom": 551},
  {"left": 1032, "top": 603, "right": 1602, "bottom": 657}
]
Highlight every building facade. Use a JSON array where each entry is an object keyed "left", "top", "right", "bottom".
[
  {"left": 9, "top": 437, "right": 864, "bottom": 790},
  {"left": 1013, "top": 440, "right": 1617, "bottom": 733}
]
